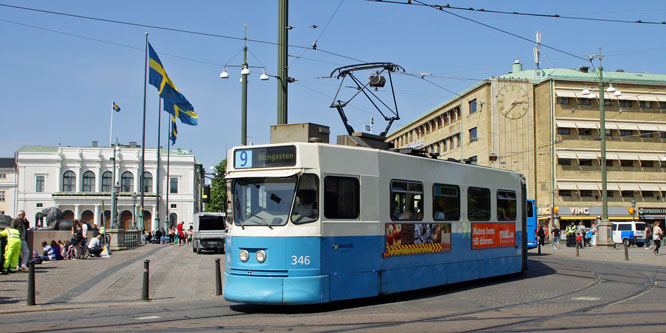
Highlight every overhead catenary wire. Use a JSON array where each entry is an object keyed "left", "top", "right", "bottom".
[{"left": 290, "top": 0, "right": 347, "bottom": 67}]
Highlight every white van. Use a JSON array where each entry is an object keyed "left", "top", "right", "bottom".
[
  {"left": 192, "top": 212, "right": 226, "bottom": 254},
  {"left": 612, "top": 221, "right": 646, "bottom": 247}
]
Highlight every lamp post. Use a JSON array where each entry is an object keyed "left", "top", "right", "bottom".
[
  {"left": 110, "top": 142, "right": 120, "bottom": 229},
  {"left": 631, "top": 199, "right": 636, "bottom": 221},
  {"left": 219, "top": 25, "right": 266, "bottom": 146},
  {"left": 581, "top": 55, "right": 622, "bottom": 247},
  {"left": 132, "top": 192, "right": 137, "bottom": 229}
]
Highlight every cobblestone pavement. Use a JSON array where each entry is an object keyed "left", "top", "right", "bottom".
[
  {"left": 0, "top": 240, "right": 663, "bottom": 314},
  {"left": 0, "top": 243, "right": 224, "bottom": 313}
]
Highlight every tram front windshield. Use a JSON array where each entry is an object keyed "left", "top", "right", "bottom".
[{"left": 233, "top": 176, "right": 297, "bottom": 227}]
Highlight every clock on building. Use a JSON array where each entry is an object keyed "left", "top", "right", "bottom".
[{"left": 496, "top": 85, "right": 529, "bottom": 119}]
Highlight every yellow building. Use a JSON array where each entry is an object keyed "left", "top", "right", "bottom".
[{"left": 387, "top": 61, "right": 666, "bottom": 228}]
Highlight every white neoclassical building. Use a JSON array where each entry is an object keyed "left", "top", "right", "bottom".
[
  {"left": 15, "top": 142, "right": 204, "bottom": 231},
  {"left": 0, "top": 157, "right": 18, "bottom": 217}
]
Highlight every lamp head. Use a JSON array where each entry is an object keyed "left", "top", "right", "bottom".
[
  {"left": 241, "top": 66, "right": 250, "bottom": 75},
  {"left": 219, "top": 67, "right": 229, "bottom": 79},
  {"left": 581, "top": 87, "right": 590, "bottom": 95},
  {"left": 260, "top": 71, "right": 269, "bottom": 81}
]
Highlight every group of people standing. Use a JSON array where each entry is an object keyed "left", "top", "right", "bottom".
[
  {"left": 144, "top": 222, "right": 192, "bottom": 246},
  {"left": 1, "top": 210, "right": 30, "bottom": 274}
]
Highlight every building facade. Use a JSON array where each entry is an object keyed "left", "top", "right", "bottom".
[
  {"left": 387, "top": 61, "right": 666, "bottom": 229},
  {"left": 0, "top": 157, "right": 17, "bottom": 217},
  {"left": 16, "top": 143, "right": 203, "bottom": 231}
]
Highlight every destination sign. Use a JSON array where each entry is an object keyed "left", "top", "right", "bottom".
[{"left": 234, "top": 146, "right": 296, "bottom": 169}]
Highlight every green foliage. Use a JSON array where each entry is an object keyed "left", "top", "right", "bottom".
[{"left": 205, "top": 159, "right": 227, "bottom": 212}]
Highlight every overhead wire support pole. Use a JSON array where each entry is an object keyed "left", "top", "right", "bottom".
[
  {"left": 139, "top": 31, "right": 148, "bottom": 231},
  {"left": 277, "top": 0, "right": 288, "bottom": 124}
]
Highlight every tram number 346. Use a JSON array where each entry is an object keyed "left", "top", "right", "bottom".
[{"left": 290, "top": 255, "right": 311, "bottom": 265}]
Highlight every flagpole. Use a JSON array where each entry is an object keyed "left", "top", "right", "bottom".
[
  {"left": 109, "top": 101, "right": 114, "bottom": 147},
  {"left": 155, "top": 97, "right": 162, "bottom": 232},
  {"left": 166, "top": 117, "right": 171, "bottom": 229},
  {"left": 139, "top": 31, "right": 148, "bottom": 232}
]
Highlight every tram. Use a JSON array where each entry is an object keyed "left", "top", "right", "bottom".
[{"left": 223, "top": 142, "right": 527, "bottom": 304}]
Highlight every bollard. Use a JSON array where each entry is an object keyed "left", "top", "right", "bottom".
[
  {"left": 576, "top": 240, "right": 580, "bottom": 257},
  {"left": 537, "top": 242, "right": 541, "bottom": 255},
  {"left": 142, "top": 260, "right": 150, "bottom": 301},
  {"left": 27, "top": 260, "right": 35, "bottom": 306},
  {"left": 624, "top": 243, "right": 629, "bottom": 261},
  {"left": 215, "top": 258, "right": 222, "bottom": 296}
]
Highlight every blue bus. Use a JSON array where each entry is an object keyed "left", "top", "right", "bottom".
[{"left": 526, "top": 199, "right": 537, "bottom": 249}]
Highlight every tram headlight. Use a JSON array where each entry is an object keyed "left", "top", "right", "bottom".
[
  {"left": 256, "top": 249, "right": 266, "bottom": 263},
  {"left": 239, "top": 249, "right": 249, "bottom": 262}
]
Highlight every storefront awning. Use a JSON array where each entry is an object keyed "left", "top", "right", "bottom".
[
  {"left": 556, "top": 151, "right": 577, "bottom": 159},
  {"left": 618, "top": 184, "right": 640, "bottom": 191},
  {"left": 639, "top": 184, "right": 661, "bottom": 191},
  {"left": 555, "top": 90, "right": 579, "bottom": 98},
  {"left": 639, "top": 154, "right": 662, "bottom": 161},
  {"left": 637, "top": 123, "right": 660, "bottom": 131},
  {"left": 556, "top": 120, "right": 577, "bottom": 129},
  {"left": 557, "top": 182, "right": 579, "bottom": 190},
  {"left": 560, "top": 216, "right": 597, "bottom": 220},
  {"left": 576, "top": 121, "right": 598, "bottom": 129},
  {"left": 617, "top": 123, "right": 639, "bottom": 131},
  {"left": 577, "top": 183, "right": 599, "bottom": 190},
  {"left": 607, "top": 183, "right": 621, "bottom": 191},
  {"left": 617, "top": 152, "right": 640, "bottom": 160},
  {"left": 576, "top": 152, "right": 598, "bottom": 160}
]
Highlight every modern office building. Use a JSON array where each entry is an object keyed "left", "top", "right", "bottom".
[
  {"left": 15, "top": 142, "right": 203, "bottom": 231},
  {"left": 0, "top": 157, "right": 17, "bottom": 217},
  {"left": 387, "top": 61, "right": 666, "bottom": 228}
]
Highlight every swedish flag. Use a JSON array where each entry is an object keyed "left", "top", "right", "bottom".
[
  {"left": 113, "top": 102, "right": 121, "bottom": 112},
  {"left": 148, "top": 43, "right": 198, "bottom": 126},
  {"left": 169, "top": 114, "right": 178, "bottom": 144}
]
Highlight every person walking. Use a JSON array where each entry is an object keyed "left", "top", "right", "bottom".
[
  {"left": 177, "top": 222, "right": 185, "bottom": 246},
  {"left": 537, "top": 225, "right": 546, "bottom": 247},
  {"left": 10, "top": 210, "right": 30, "bottom": 271},
  {"left": 645, "top": 224, "right": 652, "bottom": 250},
  {"left": 1, "top": 226, "right": 21, "bottom": 274},
  {"left": 551, "top": 225, "right": 560, "bottom": 249},
  {"left": 652, "top": 222, "right": 663, "bottom": 256}
]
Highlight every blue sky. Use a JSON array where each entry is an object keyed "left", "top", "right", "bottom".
[{"left": 3, "top": 1, "right": 666, "bottom": 170}]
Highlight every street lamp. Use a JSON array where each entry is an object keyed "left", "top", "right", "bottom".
[
  {"left": 631, "top": 199, "right": 636, "bottom": 222},
  {"left": 580, "top": 54, "right": 622, "bottom": 248},
  {"left": 111, "top": 183, "right": 120, "bottom": 229},
  {"left": 219, "top": 25, "right": 267, "bottom": 146}
]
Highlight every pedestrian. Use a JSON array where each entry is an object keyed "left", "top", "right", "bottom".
[
  {"left": 177, "top": 222, "right": 185, "bottom": 246},
  {"left": 551, "top": 225, "right": 560, "bottom": 249},
  {"left": 187, "top": 226, "right": 193, "bottom": 245},
  {"left": 41, "top": 240, "right": 56, "bottom": 261},
  {"left": 70, "top": 220, "right": 83, "bottom": 259},
  {"left": 10, "top": 210, "right": 30, "bottom": 271},
  {"left": 51, "top": 240, "right": 64, "bottom": 261},
  {"left": 652, "top": 222, "right": 663, "bottom": 256},
  {"left": 0, "top": 226, "right": 21, "bottom": 274},
  {"left": 537, "top": 225, "right": 545, "bottom": 247},
  {"left": 645, "top": 224, "right": 652, "bottom": 250}
]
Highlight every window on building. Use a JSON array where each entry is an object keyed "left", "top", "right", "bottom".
[
  {"left": 558, "top": 128, "right": 571, "bottom": 135},
  {"left": 579, "top": 159, "right": 593, "bottom": 166},
  {"left": 457, "top": 134, "right": 462, "bottom": 147},
  {"left": 605, "top": 129, "right": 613, "bottom": 137},
  {"left": 36, "top": 175, "right": 44, "bottom": 192},
  {"left": 619, "top": 100, "right": 632, "bottom": 107},
  {"left": 121, "top": 171, "right": 134, "bottom": 192},
  {"left": 661, "top": 132, "right": 666, "bottom": 138},
  {"left": 578, "top": 99, "right": 591, "bottom": 105},
  {"left": 469, "top": 127, "right": 478, "bottom": 142},
  {"left": 170, "top": 204, "right": 177, "bottom": 209},
  {"left": 468, "top": 187, "right": 490, "bottom": 221},
  {"left": 36, "top": 202, "right": 43, "bottom": 207},
  {"left": 0, "top": 191, "right": 5, "bottom": 201},
  {"left": 557, "top": 97, "right": 570, "bottom": 104},
  {"left": 606, "top": 160, "right": 614, "bottom": 167},
  {"left": 469, "top": 99, "right": 477, "bottom": 114},
  {"left": 621, "top": 191, "right": 634, "bottom": 198},
  {"left": 559, "top": 190, "right": 572, "bottom": 197},
  {"left": 620, "top": 160, "right": 634, "bottom": 167},
  {"left": 62, "top": 171, "right": 75, "bottom": 192},
  {"left": 580, "top": 190, "right": 593, "bottom": 197},
  {"left": 170, "top": 177, "right": 178, "bottom": 194},
  {"left": 640, "top": 131, "right": 654, "bottom": 138},
  {"left": 324, "top": 176, "right": 360, "bottom": 219},
  {"left": 0, "top": 174, "right": 6, "bottom": 179},
  {"left": 102, "top": 171, "right": 112, "bottom": 192},
  {"left": 640, "top": 101, "right": 651, "bottom": 108},
  {"left": 497, "top": 190, "right": 516, "bottom": 221},
  {"left": 643, "top": 191, "right": 654, "bottom": 198},
  {"left": 660, "top": 102, "right": 666, "bottom": 109},
  {"left": 604, "top": 100, "right": 613, "bottom": 106},
  {"left": 467, "top": 156, "right": 478, "bottom": 165},
  {"left": 620, "top": 130, "right": 633, "bottom": 137},
  {"left": 578, "top": 128, "right": 592, "bottom": 136},
  {"left": 558, "top": 158, "right": 572, "bottom": 166},
  {"left": 662, "top": 161, "right": 666, "bottom": 167},
  {"left": 390, "top": 180, "right": 423, "bottom": 221},
  {"left": 82, "top": 171, "right": 95, "bottom": 192},
  {"left": 607, "top": 191, "right": 614, "bottom": 198},
  {"left": 641, "top": 161, "right": 654, "bottom": 168},
  {"left": 433, "top": 184, "right": 459, "bottom": 221},
  {"left": 143, "top": 172, "right": 153, "bottom": 193}
]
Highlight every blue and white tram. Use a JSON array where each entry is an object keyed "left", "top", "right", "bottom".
[{"left": 223, "top": 142, "right": 527, "bottom": 304}]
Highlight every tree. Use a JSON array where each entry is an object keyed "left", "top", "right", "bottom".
[{"left": 205, "top": 159, "right": 227, "bottom": 213}]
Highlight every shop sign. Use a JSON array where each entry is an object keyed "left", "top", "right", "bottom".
[
  {"left": 569, "top": 207, "right": 590, "bottom": 215},
  {"left": 639, "top": 207, "right": 666, "bottom": 215}
]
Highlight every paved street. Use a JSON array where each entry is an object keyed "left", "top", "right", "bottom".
[{"left": 0, "top": 242, "right": 665, "bottom": 331}]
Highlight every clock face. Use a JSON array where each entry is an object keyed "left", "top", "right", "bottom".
[{"left": 497, "top": 85, "right": 529, "bottom": 119}]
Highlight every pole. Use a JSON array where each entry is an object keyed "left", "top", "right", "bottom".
[
  {"left": 155, "top": 97, "right": 161, "bottom": 232},
  {"left": 215, "top": 258, "right": 222, "bottom": 296},
  {"left": 277, "top": 0, "right": 288, "bottom": 124},
  {"left": 241, "top": 27, "right": 248, "bottom": 146},
  {"left": 166, "top": 119, "right": 171, "bottom": 228},
  {"left": 597, "top": 65, "right": 612, "bottom": 247},
  {"left": 111, "top": 141, "right": 119, "bottom": 229},
  {"left": 139, "top": 32, "right": 148, "bottom": 231},
  {"left": 109, "top": 100, "right": 114, "bottom": 147},
  {"left": 142, "top": 259, "right": 150, "bottom": 301},
  {"left": 27, "top": 260, "right": 35, "bottom": 306}
]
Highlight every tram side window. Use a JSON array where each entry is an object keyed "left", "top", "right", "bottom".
[
  {"left": 291, "top": 174, "right": 319, "bottom": 224},
  {"left": 391, "top": 180, "right": 423, "bottom": 221},
  {"left": 433, "top": 184, "right": 460, "bottom": 221},
  {"left": 497, "top": 190, "right": 517, "bottom": 221},
  {"left": 324, "top": 176, "right": 360, "bottom": 219},
  {"left": 468, "top": 187, "right": 490, "bottom": 221}
]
